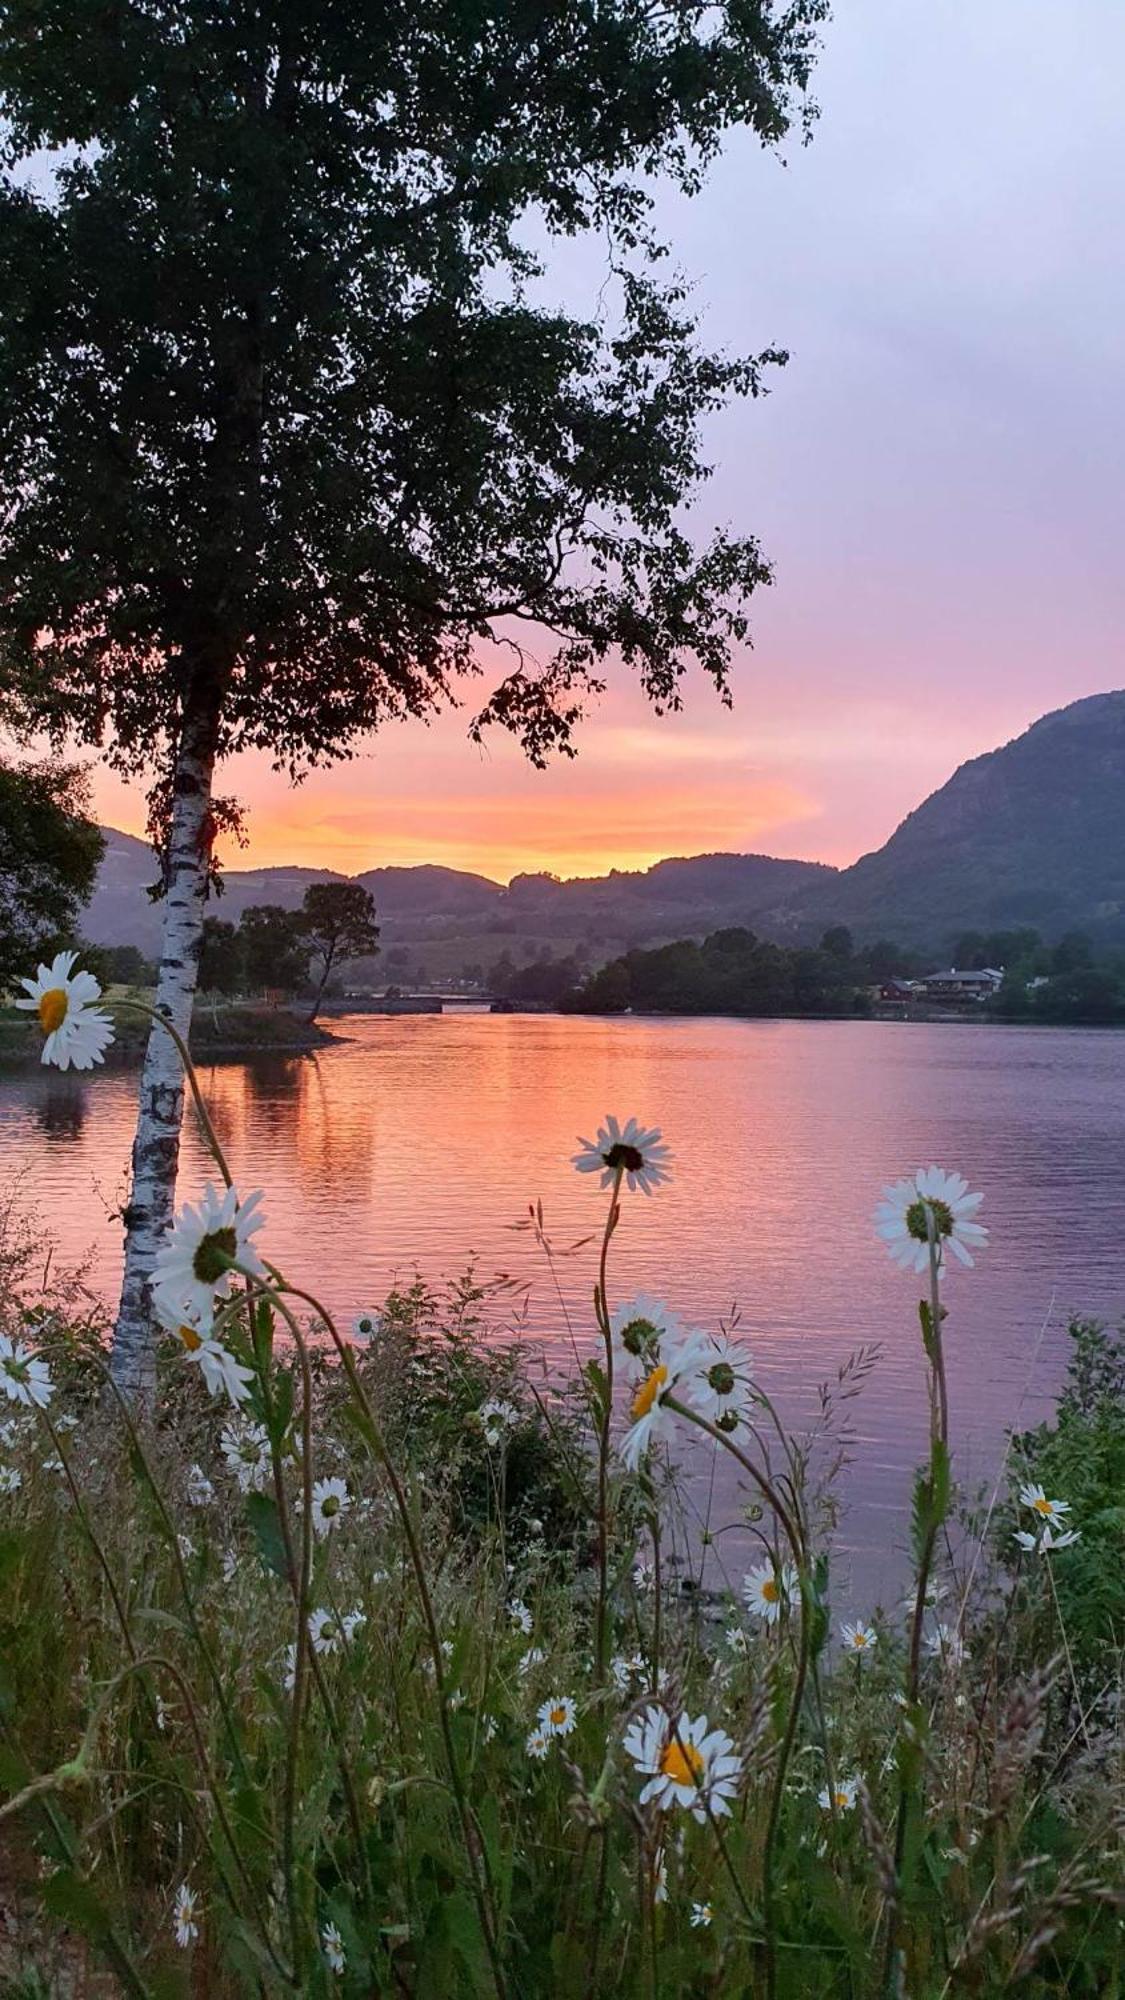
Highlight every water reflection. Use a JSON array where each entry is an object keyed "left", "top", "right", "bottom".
[
  {"left": 35, "top": 1077, "right": 88, "bottom": 1142},
  {"left": 2, "top": 1015, "right": 1123, "bottom": 1596}
]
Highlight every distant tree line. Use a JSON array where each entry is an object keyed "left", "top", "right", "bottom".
[
  {"left": 554, "top": 921, "right": 1125, "bottom": 1025},
  {"left": 197, "top": 884, "right": 380, "bottom": 1022},
  {"left": 561, "top": 927, "right": 873, "bottom": 1018}
]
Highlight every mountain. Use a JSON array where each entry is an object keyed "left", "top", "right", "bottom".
[
  {"left": 81, "top": 835, "right": 832, "bottom": 957},
  {"left": 83, "top": 830, "right": 346, "bottom": 956},
  {"left": 785, "top": 691, "right": 1125, "bottom": 947},
  {"left": 81, "top": 691, "right": 1125, "bottom": 963}
]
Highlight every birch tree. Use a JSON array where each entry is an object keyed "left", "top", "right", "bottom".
[{"left": 0, "top": 0, "right": 826, "bottom": 1392}]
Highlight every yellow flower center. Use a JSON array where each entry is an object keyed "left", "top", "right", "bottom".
[
  {"left": 660, "top": 1737, "right": 704, "bottom": 1787},
  {"left": 834, "top": 1789, "right": 850, "bottom": 1810},
  {"left": 38, "top": 988, "right": 68, "bottom": 1034},
  {"left": 761, "top": 1577, "right": 779, "bottom": 1603},
  {"left": 549, "top": 1704, "right": 568, "bottom": 1726},
  {"left": 1032, "top": 1496, "right": 1052, "bottom": 1516},
  {"left": 853, "top": 1633, "right": 868, "bottom": 1648},
  {"left": 177, "top": 1325, "right": 204, "bottom": 1353},
  {"left": 631, "top": 1365, "right": 668, "bottom": 1421}
]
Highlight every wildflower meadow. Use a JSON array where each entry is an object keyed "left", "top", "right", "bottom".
[{"left": 1, "top": 953, "right": 1123, "bottom": 1996}]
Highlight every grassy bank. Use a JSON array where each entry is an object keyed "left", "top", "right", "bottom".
[
  {"left": 0, "top": 1155, "right": 1123, "bottom": 1993},
  {"left": 0, "top": 994, "right": 340, "bottom": 1065}
]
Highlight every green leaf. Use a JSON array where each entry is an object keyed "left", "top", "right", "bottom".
[
  {"left": 245, "top": 1492, "right": 289, "bottom": 1580},
  {"left": 41, "top": 1867, "right": 113, "bottom": 1942}
]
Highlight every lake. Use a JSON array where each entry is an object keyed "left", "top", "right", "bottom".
[{"left": 3, "top": 1012, "right": 1123, "bottom": 1602}]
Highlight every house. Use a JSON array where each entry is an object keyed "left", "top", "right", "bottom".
[
  {"left": 920, "top": 966, "right": 1004, "bottom": 1002},
  {"left": 878, "top": 978, "right": 919, "bottom": 1003}
]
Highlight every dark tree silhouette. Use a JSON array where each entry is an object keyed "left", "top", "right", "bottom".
[
  {"left": 0, "top": 758, "right": 103, "bottom": 989},
  {"left": 298, "top": 881, "right": 380, "bottom": 1022},
  {"left": 0, "top": 0, "right": 825, "bottom": 1388}
]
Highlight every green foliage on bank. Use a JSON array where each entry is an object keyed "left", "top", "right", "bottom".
[{"left": 563, "top": 926, "right": 873, "bottom": 1017}]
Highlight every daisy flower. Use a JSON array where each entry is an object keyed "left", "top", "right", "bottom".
[
  {"left": 633, "top": 1559, "right": 656, "bottom": 1592},
  {"left": 509, "top": 1598, "right": 533, "bottom": 1634},
  {"left": 690, "top": 1902, "right": 713, "bottom": 1928},
  {"left": 624, "top": 1707, "right": 742, "bottom": 1823},
  {"left": 818, "top": 1775, "right": 859, "bottom": 1812},
  {"left": 479, "top": 1397, "right": 518, "bottom": 1446},
  {"left": 572, "top": 1115, "right": 672, "bottom": 1196},
  {"left": 308, "top": 1608, "right": 339, "bottom": 1655},
  {"left": 15, "top": 951, "right": 114, "bottom": 1070},
  {"left": 526, "top": 1727, "right": 550, "bottom": 1760},
  {"left": 841, "top": 1620, "right": 877, "bottom": 1658},
  {"left": 0, "top": 1466, "right": 22, "bottom": 1495},
  {"left": 151, "top": 1181, "right": 267, "bottom": 1327},
  {"left": 322, "top": 1921, "right": 346, "bottom": 1974},
  {"left": 925, "top": 1623, "right": 965, "bottom": 1668},
  {"left": 179, "top": 1330, "right": 254, "bottom": 1406},
  {"left": 1018, "top": 1483, "right": 1070, "bottom": 1526},
  {"left": 310, "top": 1476, "right": 350, "bottom": 1538},
  {"left": 519, "top": 1645, "right": 546, "bottom": 1675},
  {"left": 689, "top": 1333, "right": 755, "bottom": 1429},
  {"left": 611, "top": 1652, "right": 647, "bottom": 1693},
  {"left": 186, "top": 1464, "right": 214, "bottom": 1508},
  {"left": 340, "top": 1609, "right": 367, "bottom": 1642},
  {"left": 609, "top": 1293, "right": 685, "bottom": 1385},
  {"left": 874, "top": 1168, "right": 987, "bottom": 1276},
  {"left": 351, "top": 1311, "right": 381, "bottom": 1342},
  {"left": 538, "top": 1694, "right": 577, "bottom": 1738},
  {"left": 743, "top": 1561, "right": 798, "bottom": 1626},
  {"left": 1015, "top": 1522, "right": 1081, "bottom": 1554},
  {"left": 0, "top": 1334, "right": 53, "bottom": 1410},
  {"left": 621, "top": 1334, "right": 709, "bottom": 1472},
  {"left": 220, "top": 1419, "right": 271, "bottom": 1493},
  {"left": 173, "top": 1882, "right": 199, "bottom": 1948}
]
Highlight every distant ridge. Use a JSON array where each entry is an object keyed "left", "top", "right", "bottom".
[
  {"left": 786, "top": 690, "right": 1125, "bottom": 946},
  {"left": 83, "top": 691, "right": 1125, "bottom": 958},
  {"left": 82, "top": 834, "right": 832, "bottom": 956}
]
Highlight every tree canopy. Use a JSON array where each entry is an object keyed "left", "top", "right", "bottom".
[
  {"left": 0, "top": 0, "right": 825, "bottom": 783},
  {"left": 298, "top": 881, "right": 380, "bottom": 1020},
  {"left": 0, "top": 756, "right": 103, "bottom": 988}
]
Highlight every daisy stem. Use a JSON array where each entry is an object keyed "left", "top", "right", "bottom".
[
  {"left": 884, "top": 1212, "right": 949, "bottom": 1993},
  {"left": 592, "top": 1172, "right": 623, "bottom": 1686},
  {"left": 94, "top": 1357, "right": 252, "bottom": 1790},
  {"left": 33, "top": 1414, "right": 291, "bottom": 1980},
  {"left": 253, "top": 1269, "right": 508, "bottom": 2000},
  {"left": 663, "top": 1399, "right": 809, "bottom": 1999},
  {"left": 761, "top": 1578, "right": 811, "bottom": 2000},
  {"left": 663, "top": 1400, "right": 804, "bottom": 1567},
  {"left": 234, "top": 1277, "right": 372, "bottom": 1944},
  {"left": 113, "top": 999, "right": 234, "bottom": 1189}
]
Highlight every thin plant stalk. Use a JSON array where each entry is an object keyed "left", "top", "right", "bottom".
[
  {"left": 249, "top": 1269, "right": 507, "bottom": 2000},
  {"left": 884, "top": 1207, "right": 948, "bottom": 1992},
  {"left": 592, "top": 1172, "right": 623, "bottom": 1683}
]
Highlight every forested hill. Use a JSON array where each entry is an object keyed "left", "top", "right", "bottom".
[{"left": 786, "top": 691, "right": 1125, "bottom": 947}]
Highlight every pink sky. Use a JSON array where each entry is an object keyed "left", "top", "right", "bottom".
[{"left": 90, "top": 0, "right": 1125, "bottom": 885}]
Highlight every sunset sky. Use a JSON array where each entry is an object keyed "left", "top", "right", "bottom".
[{"left": 90, "top": 0, "right": 1125, "bottom": 886}]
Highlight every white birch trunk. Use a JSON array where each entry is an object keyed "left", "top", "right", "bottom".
[{"left": 109, "top": 696, "right": 219, "bottom": 1397}]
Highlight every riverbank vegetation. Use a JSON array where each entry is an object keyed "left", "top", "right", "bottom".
[
  {"left": 1, "top": 962, "right": 1123, "bottom": 1996},
  {"left": 0, "top": 996, "right": 337, "bottom": 1064},
  {"left": 557, "top": 922, "right": 1125, "bottom": 1025}
]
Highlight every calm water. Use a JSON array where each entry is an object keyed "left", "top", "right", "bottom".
[{"left": 3, "top": 1014, "right": 1123, "bottom": 1599}]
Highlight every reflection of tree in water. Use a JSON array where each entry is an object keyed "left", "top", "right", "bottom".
[{"left": 35, "top": 1078, "right": 87, "bottom": 1141}]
